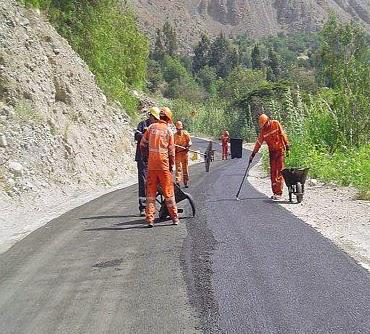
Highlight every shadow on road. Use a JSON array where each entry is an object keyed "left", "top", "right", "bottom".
[
  {"left": 207, "top": 197, "right": 266, "bottom": 203},
  {"left": 262, "top": 199, "right": 295, "bottom": 205},
  {"left": 79, "top": 214, "right": 140, "bottom": 220},
  {"left": 84, "top": 226, "right": 147, "bottom": 231},
  {"left": 115, "top": 219, "right": 146, "bottom": 226},
  {"left": 83, "top": 217, "right": 188, "bottom": 232}
]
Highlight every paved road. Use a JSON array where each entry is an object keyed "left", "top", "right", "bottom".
[{"left": 0, "top": 138, "right": 369, "bottom": 333}]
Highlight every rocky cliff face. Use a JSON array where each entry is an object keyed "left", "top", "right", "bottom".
[
  {"left": 130, "top": 0, "right": 370, "bottom": 49},
  {"left": 0, "top": 0, "right": 136, "bottom": 204}
]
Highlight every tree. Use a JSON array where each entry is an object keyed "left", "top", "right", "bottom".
[
  {"left": 267, "top": 48, "right": 281, "bottom": 81},
  {"left": 209, "top": 34, "right": 238, "bottom": 78},
  {"left": 266, "top": 67, "right": 275, "bottom": 82},
  {"left": 162, "top": 21, "right": 177, "bottom": 56},
  {"left": 162, "top": 55, "right": 189, "bottom": 83},
  {"left": 192, "top": 34, "right": 211, "bottom": 73},
  {"left": 251, "top": 44, "right": 263, "bottom": 69},
  {"left": 220, "top": 67, "right": 266, "bottom": 101},
  {"left": 317, "top": 16, "right": 370, "bottom": 147},
  {"left": 197, "top": 65, "right": 218, "bottom": 94},
  {"left": 147, "top": 59, "right": 163, "bottom": 92},
  {"left": 318, "top": 15, "right": 369, "bottom": 88},
  {"left": 152, "top": 28, "right": 165, "bottom": 62}
]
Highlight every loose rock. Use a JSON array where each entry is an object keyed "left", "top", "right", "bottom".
[
  {"left": 8, "top": 161, "right": 24, "bottom": 177},
  {"left": 0, "top": 133, "right": 7, "bottom": 147}
]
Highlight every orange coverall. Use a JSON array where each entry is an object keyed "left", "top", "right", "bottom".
[
  {"left": 140, "top": 120, "right": 178, "bottom": 224},
  {"left": 252, "top": 120, "right": 289, "bottom": 196},
  {"left": 174, "top": 130, "right": 192, "bottom": 186},
  {"left": 221, "top": 134, "right": 230, "bottom": 160}
]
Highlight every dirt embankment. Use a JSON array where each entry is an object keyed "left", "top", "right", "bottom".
[{"left": 0, "top": 0, "right": 137, "bottom": 252}]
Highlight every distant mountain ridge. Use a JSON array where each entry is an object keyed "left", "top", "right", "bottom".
[{"left": 129, "top": 0, "right": 370, "bottom": 49}]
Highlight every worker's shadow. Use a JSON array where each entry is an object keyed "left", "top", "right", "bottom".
[
  {"left": 80, "top": 214, "right": 140, "bottom": 220},
  {"left": 208, "top": 197, "right": 266, "bottom": 203},
  {"left": 83, "top": 217, "right": 187, "bottom": 232}
]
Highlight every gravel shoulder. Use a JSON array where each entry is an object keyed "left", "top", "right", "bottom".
[{"left": 244, "top": 144, "right": 370, "bottom": 271}]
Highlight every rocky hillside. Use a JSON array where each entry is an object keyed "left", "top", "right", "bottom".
[
  {"left": 0, "top": 0, "right": 136, "bottom": 203},
  {"left": 130, "top": 0, "right": 370, "bottom": 49}
]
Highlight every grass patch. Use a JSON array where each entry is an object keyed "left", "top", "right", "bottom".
[{"left": 286, "top": 141, "right": 370, "bottom": 191}]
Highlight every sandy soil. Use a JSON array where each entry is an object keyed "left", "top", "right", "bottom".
[{"left": 245, "top": 144, "right": 370, "bottom": 271}]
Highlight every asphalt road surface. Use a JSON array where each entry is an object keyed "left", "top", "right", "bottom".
[{"left": 0, "top": 138, "right": 369, "bottom": 334}]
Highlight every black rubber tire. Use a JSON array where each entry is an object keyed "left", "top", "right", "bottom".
[
  {"left": 296, "top": 182, "right": 304, "bottom": 203},
  {"left": 159, "top": 205, "right": 169, "bottom": 220}
]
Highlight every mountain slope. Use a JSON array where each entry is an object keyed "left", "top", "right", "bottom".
[{"left": 130, "top": 0, "right": 370, "bottom": 49}]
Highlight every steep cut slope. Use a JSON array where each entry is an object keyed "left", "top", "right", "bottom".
[
  {"left": 130, "top": 0, "right": 370, "bottom": 49},
  {"left": 0, "top": 1, "right": 136, "bottom": 221}
]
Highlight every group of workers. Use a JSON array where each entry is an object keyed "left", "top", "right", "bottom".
[
  {"left": 135, "top": 107, "right": 289, "bottom": 227},
  {"left": 135, "top": 106, "right": 192, "bottom": 227}
]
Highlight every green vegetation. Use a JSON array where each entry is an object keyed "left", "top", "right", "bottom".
[
  {"left": 20, "top": 0, "right": 149, "bottom": 116},
  {"left": 14, "top": 1, "right": 370, "bottom": 195},
  {"left": 150, "top": 19, "right": 369, "bottom": 196}
]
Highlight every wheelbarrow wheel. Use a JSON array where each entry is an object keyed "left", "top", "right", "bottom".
[
  {"left": 159, "top": 204, "right": 169, "bottom": 220},
  {"left": 296, "top": 182, "right": 303, "bottom": 203},
  {"left": 289, "top": 191, "right": 293, "bottom": 203},
  {"left": 158, "top": 194, "right": 196, "bottom": 220}
]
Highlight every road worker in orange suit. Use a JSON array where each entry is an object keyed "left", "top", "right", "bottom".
[
  {"left": 221, "top": 130, "right": 230, "bottom": 160},
  {"left": 174, "top": 121, "right": 192, "bottom": 188},
  {"left": 249, "top": 114, "right": 289, "bottom": 201},
  {"left": 140, "top": 107, "right": 179, "bottom": 227}
]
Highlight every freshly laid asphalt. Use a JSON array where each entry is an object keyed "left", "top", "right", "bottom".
[{"left": 0, "top": 138, "right": 369, "bottom": 333}]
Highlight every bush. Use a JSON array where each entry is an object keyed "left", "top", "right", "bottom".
[{"left": 20, "top": 0, "right": 149, "bottom": 116}]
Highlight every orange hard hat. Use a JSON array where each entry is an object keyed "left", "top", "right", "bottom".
[
  {"left": 258, "top": 114, "right": 269, "bottom": 128},
  {"left": 160, "top": 107, "right": 173, "bottom": 123},
  {"left": 175, "top": 121, "right": 183, "bottom": 130}
]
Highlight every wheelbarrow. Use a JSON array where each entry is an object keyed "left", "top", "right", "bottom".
[
  {"left": 156, "top": 183, "right": 196, "bottom": 220},
  {"left": 281, "top": 167, "right": 309, "bottom": 203}
]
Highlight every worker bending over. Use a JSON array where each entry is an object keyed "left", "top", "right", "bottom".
[
  {"left": 174, "top": 121, "right": 192, "bottom": 188},
  {"left": 249, "top": 114, "right": 289, "bottom": 200},
  {"left": 140, "top": 107, "right": 179, "bottom": 227},
  {"left": 221, "top": 130, "right": 230, "bottom": 160}
]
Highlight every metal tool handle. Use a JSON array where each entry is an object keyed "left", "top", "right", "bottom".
[
  {"left": 175, "top": 144, "right": 205, "bottom": 156},
  {"left": 236, "top": 161, "right": 252, "bottom": 199}
]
